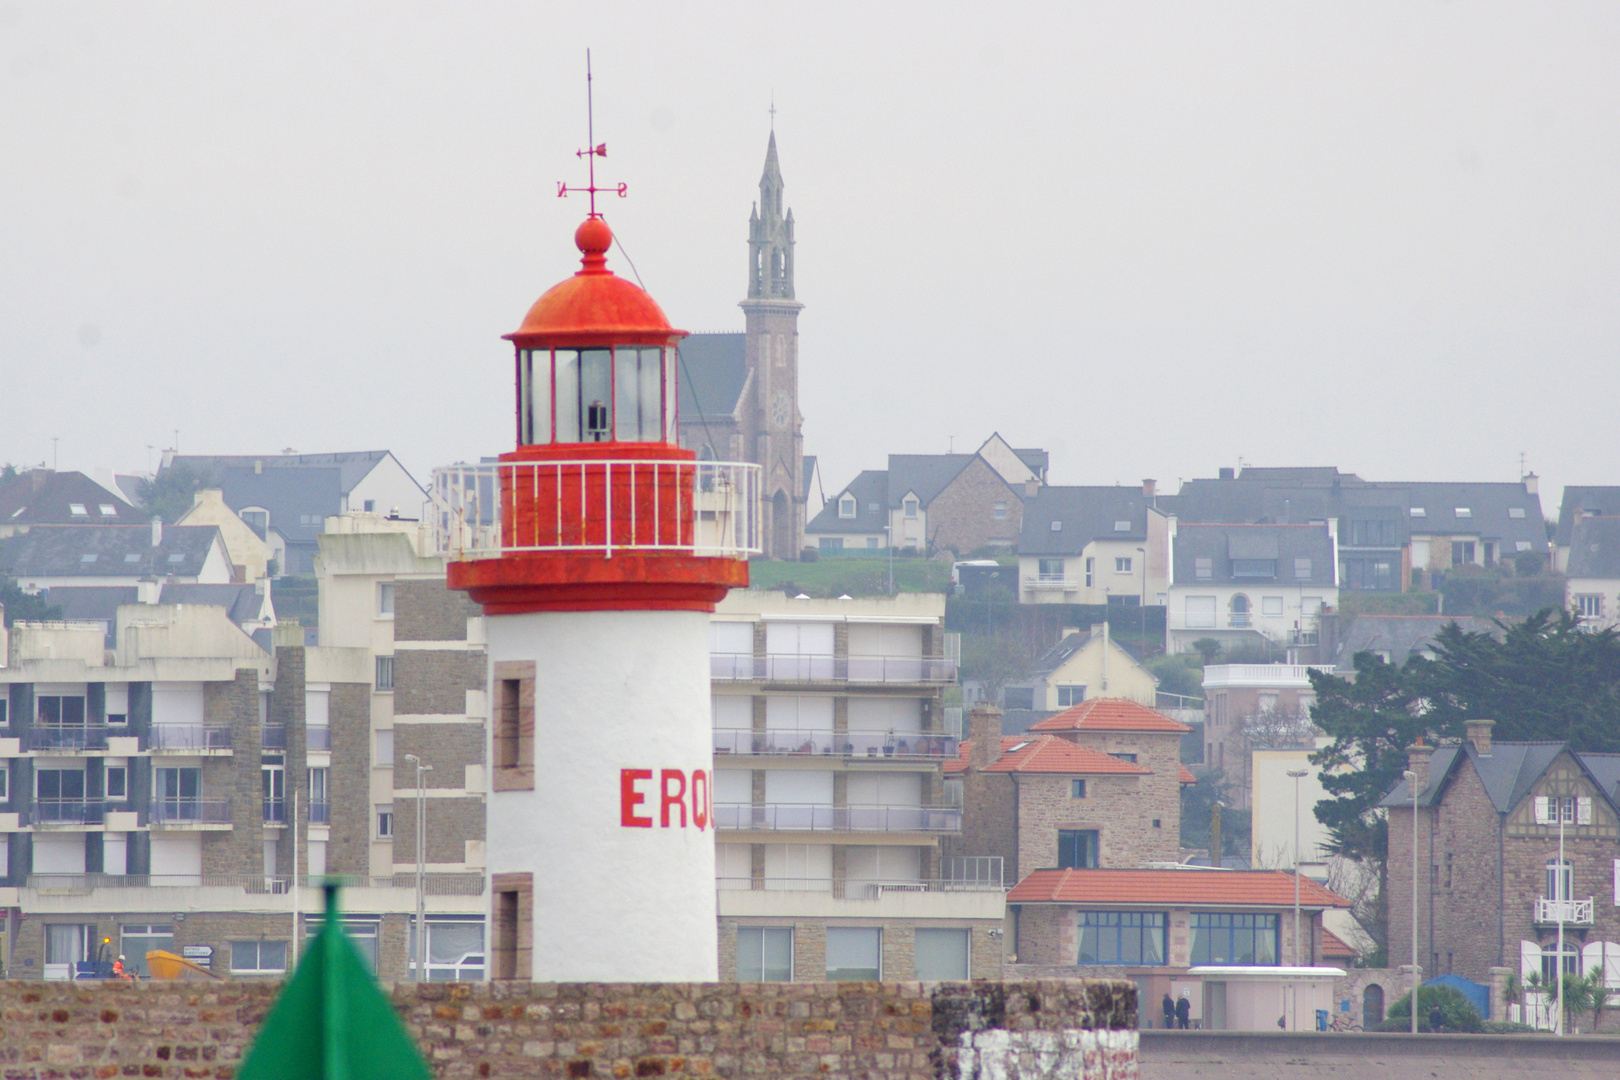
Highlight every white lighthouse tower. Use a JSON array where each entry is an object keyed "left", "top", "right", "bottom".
[{"left": 434, "top": 155, "right": 760, "bottom": 981}]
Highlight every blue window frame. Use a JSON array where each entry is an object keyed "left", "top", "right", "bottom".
[
  {"left": 1189, "top": 912, "right": 1278, "bottom": 965},
  {"left": 1076, "top": 912, "right": 1166, "bottom": 965}
]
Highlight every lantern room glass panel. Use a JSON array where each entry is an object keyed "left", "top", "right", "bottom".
[
  {"left": 554, "top": 350, "right": 580, "bottom": 442},
  {"left": 664, "top": 347, "right": 679, "bottom": 440},
  {"left": 579, "top": 348, "right": 612, "bottom": 442},
  {"left": 612, "top": 346, "right": 667, "bottom": 442},
  {"left": 519, "top": 349, "right": 553, "bottom": 445}
]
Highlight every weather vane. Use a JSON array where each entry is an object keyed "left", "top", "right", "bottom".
[{"left": 558, "top": 49, "right": 626, "bottom": 218}]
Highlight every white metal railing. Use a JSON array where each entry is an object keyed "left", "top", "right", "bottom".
[
  {"left": 712, "top": 729, "right": 960, "bottom": 758},
  {"left": 430, "top": 459, "right": 762, "bottom": 560},
  {"left": 713, "top": 803, "right": 962, "bottom": 832},
  {"left": 709, "top": 652, "right": 958, "bottom": 684},
  {"left": 23, "top": 872, "right": 484, "bottom": 895},
  {"left": 715, "top": 877, "right": 1004, "bottom": 896},
  {"left": 1025, "top": 575, "right": 1078, "bottom": 591},
  {"left": 1535, "top": 897, "right": 1594, "bottom": 925},
  {"left": 150, "top": 725, "right": 232, "bottom": 751}
]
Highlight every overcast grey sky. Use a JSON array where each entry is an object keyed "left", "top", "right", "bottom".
[{"left": 3, "top": 3, "right": 1617, "bottom": 515}]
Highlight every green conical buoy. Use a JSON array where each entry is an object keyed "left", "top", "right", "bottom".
[{"left": 239, "top": 883, "right": 432, "bottom": 1080}]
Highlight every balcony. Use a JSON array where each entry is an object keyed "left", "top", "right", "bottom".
[
  {"left": 716, "top": 877, "right": 1005, "bottom": 897},
  {"left": 710, "top": 653, "right": 958, "bottom": 685},
  {"left": 307, "top": 726, "right": 331, "bottom": 751},
  {"left": 1024, "top": 574, "right": 1079, "bottom": 593},
  {"left": 263, "top": 798, "right": 287, "bottom": 824},
  {"left": 26, "top": 726, "right": 114, "bottom": 751},
  {"left": 712, "top": 729, "right": 960, "bottom": 759},
  {"left": 430, "top": 459, "right": 763, "bottom": 560},
  {"left": 32, "top": 799, "right": 107, "bottom": 825},
  {"left": 309, "top": 801, "right": 331, "bottom": 825},
  {"left": 150, "top": 725, "right": 232, "bottom": 752},
  {"left": 1535, "top": 897, "right": 1594, "bottom": 925},
  {"left": 27, "top": 873, "right": 290, "bottom": 893},
  {"left": 713, "top": 803, "right": 962, "bottom": 833},
  {"left": 261, "top": 725, "right": 287, "bottom": 750},
  {"left": 149, "top": 799, "right": 232, "bottom": 826},
  {"left": 1229, "top": 613, "right": 1252, "bottom": 629}
]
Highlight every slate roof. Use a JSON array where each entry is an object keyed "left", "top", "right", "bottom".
[
  {"left": 677, "top": 333, "right": 749, "bottom": 429},
  {"left": 1330, "top": 614, "right": 1497, "bottom": 672},
  {"left": 1566, "top": 517, "right": 1620, "bottom": 579},
  {"left": 806, "top": 470, "right": 889, "bottom": 535},
  {"left": 0, "top": 525, "right": 222, "bottom": 579},
  {"left": 1014, "top": 449, "right": 1049, "bottom": 481},
  {"left": 1238, "top": 467, "right": 1363, "bottom": 484},
  {"left": 167, "top": 452, "right": 398, "bottom": 496},
  {"left": 1019, "top": 486, "right": 1154, "bottom": 556},
  {"left": 1379, "top": 741, "right": 1570, "bottom": 811},
  {"left": 1396, "top": 482, "right": 1544, "bottom": 544},
  {"left": 160, "top": 584, "right": 272, "bottom": 625},
  {"left": 38, "top": 583, "right": 270, "bottom": 643},
  {"left": 1030, "top": 630, "right": 1146, "bottom": 676},
  {"left": 1007, "top": 868, "right": 1348, "bottom": 908},
  {"left": 1030, "top": 698, "right": 1192, "bottom": 734},
  {"left": 983, "top": 735, "right": 1154, "bottom": 775},
  {"left": 0, "top": 471, "right": 135, "bottom": 526},
  {"left": 885, "top": 454, "right": 976, "bottom": 508},
  {"left": 1171, "top": 523, "right": 1335, "bottom": 586},
  {"left": 1555, "top": 486, "right": 1620, "bottom": 548}
]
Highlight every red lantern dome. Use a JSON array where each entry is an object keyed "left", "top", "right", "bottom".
[{"left": 506, "top": 218, "right": 681, "bottom": 347}]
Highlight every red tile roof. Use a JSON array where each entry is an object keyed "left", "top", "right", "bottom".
[
  {"left": 943, "top": 736, "right": 1025, "bottom": 775},
  {"left": 1029, "top": 697, "right": 1193, "bottom": 735},
  {"left": 983, "top": 735, "right": 1154, "bottom": 776},
  {"left": 1320, "top": 927, "right": 1357, "bottom": 959},
  {"left": 1007, "top": 868, "right": 1349, "bottom": 908},
  {"left": 1179, "top": 764, "right": 1196, "bottom": 785}
]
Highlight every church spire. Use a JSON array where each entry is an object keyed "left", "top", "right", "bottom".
[{"left": 748, "top": 131, "right": 794, "bottom": 300}]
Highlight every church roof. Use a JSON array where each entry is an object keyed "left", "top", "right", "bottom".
[{"left": 677, "top": 332, "right": 750, "bottom": 430}]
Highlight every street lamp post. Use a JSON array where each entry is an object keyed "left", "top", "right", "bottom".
[
  {"left": 1556, "top": 795, "right": 1567, "bottom": 1036},
  {"left": 1287, "top": 768, "right": 1309, "bottom": 966},
  {"left": 1404, "top": 768, "right": 1420, "bottom": 1034},
  {"left": 883, "top": 526, "right": 894, "bottom": 595},
  {"left": 404, "top": 753, "right": 432, "bottom": 981}
]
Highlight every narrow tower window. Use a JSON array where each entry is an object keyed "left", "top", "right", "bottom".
[{"left": 493, "top": 661, "right": 536, "bottom": 791}]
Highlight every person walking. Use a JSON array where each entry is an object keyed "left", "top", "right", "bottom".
[
  {"left": 1162, "top": 992, "right": 1176, "bottom": 1030},
  {"left": 1428, "top": 1003, "right": 1442, "bottom": 1033},
  {"left": 1176, "top": 992, "right": 1192, "bottom": 1029}
]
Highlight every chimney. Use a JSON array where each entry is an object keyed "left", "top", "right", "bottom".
[
  {"left": 1210, "top": 804, "right": 1223, "bottom": 869},
  {"left": 271, "top": 620, "right": 304, "bottom": 649},
  {"left": 136, "top": 579, "right": 161, "bottom": 605},
  {"left": 1522, "top": 472, "right": 1539, "bottom": 496},
  {"left": 254, "top": 459, "right": 263, "bottom": 475},
  {"left": 1464, "top": 719, "right": 1495, "bottom": 756},
  {"left": 1218, "top": 467, "right": 1235, "bottom": 481},
  {"left": 1142, "top": 479, "right": 1156, "bottom": 498},
  {"left": 1024, "top": 479, "right": 1039, "bottom": 497},
  {"left": 1406, "top": 741, "right": 1435, "bottom": 799},
  {"left": 150, "top": 517, "right": 163, "bottom": 547},
  {"left": 30, "top": 469, "right": 48, "bottom": 492},
  {"left": 968, "top": 705, "right": 1003, "bottom": 769}
]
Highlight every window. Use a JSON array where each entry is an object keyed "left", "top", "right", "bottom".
[
  {"left": 377, "top": 582, "right": 396, "bottom": 617},
  {"left": 1112, "top": 752, "right": 1138, "bottom": 764},
  {"left": 1451, "top": 541, "right": 1476, "bottom": 565},
  {"left": 166, "top": 553, "right": 186, "bottom": 564},
  {"left": 105, "top": 766, "right": 126, "bottom": 800},
  {"left": 1261, "top": 596, "right": 1283, "bottom": 616},
  {"left": 1542, "top": 942, "right": 1580, "bottom": 983},
  {"left": 1185, "top": 596, "right": 1217, "bottom": 629},
  {"left": 903, "top": 497, "right": 919, "bottom": 519},
  {"left": 1115, "top": 557, "right": 1132, "bottom": 573},
  {"left": 737, "top": 927, "right": 793, "bottom": 982},
  {"left": 308, "top": 767, "right": 329, "bottom": 822},
  {"left": 1455, "top": 507, "right": 1472, "bottom": 518},
  {"left": 825, "top": 927, "right": 881, "bottom": 981},
  {"left": 119, "top": 924, "right": 174, "bottom": 979},
  {"left": 1050, "top": 520, "right": 1062, "bottom": 532},
  {"left": 154, "top": 767, "right": 201, "bottom": 819},
  {"left": 1294, "top": 558, "right": 1312, "bottom": 580},
  {"left": 1077, "top": 912, "right": 1166, "bottom": 965},
  {"left": 123, "top": 553, "right": 140, "bottom": 563},
  {"left": 994, "top": 501, "right": 1008, "bottom": 521},
  {"left": 376, "top": 805, "right": 394, "bottom": 838},
  {"left": 68, "top": 503, "right": 87, "bottom": 516},
  {"left": 1037, "top": 558, "right": 1064, "bottom": 579},
  {"left": 1070, "top": 778, "right": 1087, "bottom": 799},
  {"left": 262, "top": 757, "right": 286, "bottom": 823},
  {"left": 838, "top": 494, "right": 857, "bottom": 519},
  {"left": 1057, "top": 685, "right": 1086, "bottom": 708},
  {"left": 819, "top": 537, "right": 843, "bottom": 550},
  {"left": 306, "top": 917, "right": 380, "bottom": 974},
  {"left": 80, "top": 553, "right": 98, "bottom": 563},
  {"left": 105, "top": 685, "right": 127, "bottom": 725},
  {"left": 1190, "top": 913, "right": 1278, "bottom": 965},
  {"left": 0, "top": 699, "right": 7, "bottom": 727},
  {"left": 38, "top": 694, "right": 87, "bottom": 726},
  {"left": 409, "top": 916, "right": 486, "bottom": 981},
  {"left": 1085, "top": 557, "right": 1094, "bottom": 586},
  {"left": 1114, "top": 521, "right": 1130, "bottom": 532},
  {"left": 230, "top": 940, "right": 288, "bottom": 974},
  {"left": 492, "top": 874, "right": 533, "bottom": 980},
  {"left": 363, "top": 499, "right": 376, "bottom": 513},
  {"left": 1578, "top": 595, "right": 1604, "bottom": 619},
  {"left": 865, "top": 537, "right": 880, "bottom": 549},
  {"left": 375, "top": 730, "right": 394, "bottom": 766},
  {"left": 1231, "top": 559, "right": 1275, "bottom": 578},
  {"left": 1410, "top": 507, "right": 1426, "bottom": 518},
  {"left": 1509, "top": 507, "right": 1526, "bottom": 519},
  {"left": 1058, "top": 829, "right": 1099, "bottom": 869},
  {"left": 493, "top": 662, "right": 536, "bottom": 791},
  {"left": 374, "top": 655, "right": 394, "bottom": 691},
  {"left": 36, "top": 768, "right": 87, "bottom": 819},
  {"left": 1516, "top": 541, "right": 1532, "bottom": 552},
  {"left": 914, "top": 928, "right": 970, "bottom": 979},
  {"left": 1194, "top": 557, "right": 1213, "bottom": 580},
  {"left": 0, "top": 763, "right": 9, "bottom": 800},
  {"left": 98, "top": 505, "right": 117, "bottom": 516}
]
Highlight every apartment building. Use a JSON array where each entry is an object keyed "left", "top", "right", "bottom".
[
  {"left": 1200, "top": 663, "right": 1329, "bottom": 806},
  {"left": 707, "top": 592, "right": 1004, "bottom": 982}
]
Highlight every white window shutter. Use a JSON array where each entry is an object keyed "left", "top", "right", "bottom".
[
  {"left": 1534, "top": 796, "right": 1551, "bottom": 825},
  {"left": 1614, "top": 859, "right": 1620, "bottom": 905},
  {"left": 1579, "top": 797, "right": 1594, "bottom": 826},
  {"left": 1521, "top": 939, "right": 1542, "bottom": 980}
]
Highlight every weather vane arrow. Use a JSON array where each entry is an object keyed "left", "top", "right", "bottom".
[{"left": 557, "top": 51, "right": 626, "bottom": 217}]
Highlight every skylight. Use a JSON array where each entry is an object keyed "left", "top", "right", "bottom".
[
  {"left": 1410, "top": 507, "right": 1426, "bottom": 518},
  {"left": 1455, "top": 507, "right": 1472, "bottom": 518},
  {"left": 167, "top": 553, "right": 187, "bottom": 563},
  {"left": 99, "top": 505, "right": 118, "bottom": 516},
  {"left": 68, "top": 503, "right": 87, "bottom": 516},
  {"left": 1114, "top": 521, "right": 1130, "bottom": 531},
  {"left": 1508, "top": 507, "right": 1526, "bottom": 519},
  {"left": 1050, "top": 521, "right": 1062, "bottom": 531},
  {"left": 80, "top": 553, "right": 97, "bottom": 563},
  {"left": 9, "top": 507, "right": 23, "bottom": 518},
  {"left": 124, "top": 553, "right": 141, "bottom": 563}
]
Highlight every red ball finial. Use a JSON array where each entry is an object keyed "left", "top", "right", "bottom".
[{"left": 576, "top": 217, "right": 612, "bottom": 256}]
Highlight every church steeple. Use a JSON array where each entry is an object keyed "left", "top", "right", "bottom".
[{"left": 748, "top": 131, "right": 795, "bottom": 300}]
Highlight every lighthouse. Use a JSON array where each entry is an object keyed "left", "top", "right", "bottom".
[{"left": 434, "top": 154, "right": 760, "bottom": 981}]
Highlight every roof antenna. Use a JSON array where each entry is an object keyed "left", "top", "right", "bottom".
[{"left": 557, "top": 49, "right": 626, "bottom": 218}]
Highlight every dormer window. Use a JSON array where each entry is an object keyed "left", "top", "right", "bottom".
[
  {"left": 68, "top": 503, "right": 87, "bottom": 516},
  {"left": 838, "top": 494, "right": 857, "bottom": 519},
  {"left": 518, "top": 345, "right": 676, "bottom": 446},
  {"left": 903, "top": 497, "right": 919, "bottom": 519}
]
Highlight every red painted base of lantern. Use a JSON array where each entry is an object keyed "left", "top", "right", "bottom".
[{"left": 447, "top": 551, "right": 749, "bottom": 613}]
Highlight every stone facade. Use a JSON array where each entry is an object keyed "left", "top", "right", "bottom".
[
  {"left": 0, "top": 978, "right": 1136, "bottom": 1080},
  {"left": 396, "top": 725, "right": 484, "bottom": 790},
  {"left": 393, "top": 797, "right": 487, "bottom": 865},
  {"left": 923, "top": 456, "right": 1024, "bottom": 557},
  {"left": 395, "top": 579, "right": 478, "bottom": 643},
  {"left": 326, "top": 681, "right": 373, "bottom": 876},
  {"left": 394, "top": 651, "right": 485, "bottom": 717},
  {"left": 1011, "top": 772, "right": 1173, "bottom": 876}
]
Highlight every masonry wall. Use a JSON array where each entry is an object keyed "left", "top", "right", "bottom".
[
  {"left": 0, "top": 977, "right": 1135, "bottom": 1080},
  {"left": 926, "top": 458, "right": 1023, "bottom": 556}
]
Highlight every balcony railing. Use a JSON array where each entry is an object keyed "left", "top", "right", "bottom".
[
  {"left": 430, "top": 459, "right": 762, "bottom": 560},
  {"left": 307, "top": 726, "right": 331, "bottom": 751},
  {"left": 32, "top": 799, "right": 107, "bottom": 824},
  {"left": 710, "top": 653, "right": 958, "bottom": 684},
  {"left": 320, "top": 873, "right": 486, "bottom": 896},
  {"left": 149, "top": 799, "right": 232, "bottom": 825},
  {"left": 1229, "top": 613, "right": 1252, "bottom": 628},
  {"left": 716, "top": 877, "right": 1005, "bottom": 896},
  {"left": 1535, "top": 897, "right": 1594, "bottom": 925},
  {"left": 263, "top": 798, "right": 287, "bottom": 824},
  {"left": 309, "top": 801, "right": 331, "bottom": 825},
  {"left": 150, "top": 725, "right": 232, "bottom": 751},
  {"left": 712, "top": 729, "right": 960, "bottom": 759},
  {"left": 261, "top": 725, "right": 287, "bottom": 750},
  {"left": 1024, "top": 574, "right": 1080, "bottom": 592},
  {"left": 24, "top": 872, "right": 483, "bottom": 895},
  {"left": 714, "top": 803, "right": 962, "bottom": 833},
  {"left": 26, "top": 726, "right": 114, "bottom": 751}
]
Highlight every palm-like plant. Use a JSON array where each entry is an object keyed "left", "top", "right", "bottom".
[
  {"left": 1561, "top": 973, "right": 1594, "bottom": 1032},
  {"left": 1584, "top": 969, "right": 1615, "bottom": 1032}
]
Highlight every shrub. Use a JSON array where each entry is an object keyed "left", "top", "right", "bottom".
[
  {"left": 1378, "top": 984, "right": 1484, "bottom": 1033},
  {"left": 1481, "top": 1020, "right": 1539, "bottom": 1034}
]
